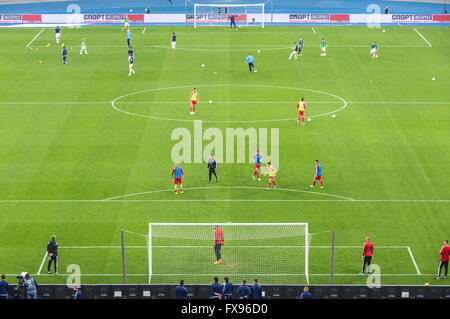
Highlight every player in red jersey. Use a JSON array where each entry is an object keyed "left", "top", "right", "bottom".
[
  {"left": 189, "top": 88, "right": 199, "bottom": 115},
  {"left": 252, "top": 150, "right": 263, "bottom": 181},
  {"left": 213, "top": 225, "right": 224, "bottom": 264},
  {"left": 297, "top": 98, "right": 306, "bottom": 125},
  {"left": 360, "top": 236, "right": 374, "bottom": 275},
  {"left": 435, "top": 239, "right": 450, "bottom": 280},
  {"left": 171, "top": 162, "right": 184, "bottom": 195},
  {"left": 310, "top": 160, "right": 324, "bottom": 188}
]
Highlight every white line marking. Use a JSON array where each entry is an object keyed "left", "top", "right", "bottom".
[
  {"left": 18, "top": 273, "right": 438, "bottom": 277},
  {"left": 102, "top": 186, "right": 356, "bottom": 202},
  {"left": 26, "top": 28, "right": 45, "bottom": 47},
  {"left": 407, "top": 246, "right": 421, "bottom": 275},
  {"left": 1, "top": 101, "right": 449, "bottom": 106},
  {"left": 60, "top": 245, "right": 409, "bottom": 249},
  {"left": 37, "top": 251, "right": 48, "bottom": 275},
  {"left": 312, "top": 27, "right": 316, "bottom": 34},
  {"left": 0, "top": 199, "right": 447, "bottom": 203},
  {"left": 142, "top": 27, "right": 146, "bottom": 34},
  {"left": 111, "top": 84, "right": 348, "bottom": 123},
  {"left": 413, "top": 28, "right": 432, "bottom": 47}
]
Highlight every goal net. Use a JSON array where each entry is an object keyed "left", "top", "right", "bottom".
[
  {"left": 190, "top": 3, "right": 265, "bottom": 28},
  {"left": 148, "top": 223, "right": 309, "bottom": 285}
]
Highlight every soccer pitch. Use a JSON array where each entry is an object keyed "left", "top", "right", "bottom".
[{"left": 0, "top": 25, "right": 448, "bottom": 286}]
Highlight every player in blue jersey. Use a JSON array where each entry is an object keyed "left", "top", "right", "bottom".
[
  {"left": 246, "top": 53, "right": 256, "bottom": 72},
  {"left": 252, "top": 150, "right": 263, "bottom": 181},
  {"left": 288, "top": 42, "right": 298, "bottom": 60},
  {"left": 128, "top": 46, "right": 135, "bottom": 76},
  {"left": 55, "top": 26, "right": 61, "bottom": 44},
  {"left": 126, "top": 28, "right": 132, "bottom": 48},
  {"left": 171, "top": 32, "right": 176, "bottom": 51},
  {"left": 298, "top": 36, "right": 303, "bottom": 56},
  {"left": 310, "top": 160, "right": 324, "bottom": 188},
  {"left": 62, "top": 44, "right": 67, "bottom": 65}
]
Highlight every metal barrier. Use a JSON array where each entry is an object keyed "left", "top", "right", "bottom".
[{"left": 5, "top": 284, "right": 450, "bottom": 299}]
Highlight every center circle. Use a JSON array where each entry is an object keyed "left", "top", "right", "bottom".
[{"left": 111, "top": 84, "right": 347, "bottom": 123}]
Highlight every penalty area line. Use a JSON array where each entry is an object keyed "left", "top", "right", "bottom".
[
  {"left": 26, "top": 28, "right": 45, "bottom": 48},
  {"left": 37, "top": 251, "right": 48, "bottom": 275},
  {"left": 407, "top": 246, "right": 421, "bottom": 275},
  {"left": 413, "top": 28, "right": 432, "bottom": 47}
]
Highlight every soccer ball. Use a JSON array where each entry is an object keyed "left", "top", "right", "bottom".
[
  {"left": 432, "top": 77, "right": 435, "bottom": 81},
  {"left": 209, "top": 100, "right": 212, "bottom": 104},
  {"left": 257, "top": 50, "right": 261, "bottom": 53},
  {"left": 130, "top": 9, "right": 133, "bottom": 12},
  {"left": 332, "top": 114, "right": 336, "bottom": 118},
  {"left": 307, "top": 118, "right": 311, "bottom": 122},
  {"left": 382, "top": 30, "right": 385, "bottom": 33},
  {"left": 375, "top": 55, "right": 379, "bottom": 58},
  {"left": 254, "top": 70, "right": 257, "bottom": 72},
  {"left": 201, "top": 64, "right": 205, "bottom": 68}
]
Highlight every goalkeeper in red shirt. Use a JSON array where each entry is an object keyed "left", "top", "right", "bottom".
[
  {"left": 360, "top": 236, "right": 373, "bottom": 275},
  {"left": 213, "top": 225, "right": 224, "bottom": 264}
]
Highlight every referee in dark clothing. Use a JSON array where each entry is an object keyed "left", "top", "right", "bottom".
[
  {"left": 47, "top": 235, "right": 59, "bottom": 275},
  {"left": 207, "top": 154, "right": 219, "bottom": 183}
]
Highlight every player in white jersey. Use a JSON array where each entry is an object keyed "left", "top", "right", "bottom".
[{"left": 80, "top": 37, "right": 88, "bottom": 55}]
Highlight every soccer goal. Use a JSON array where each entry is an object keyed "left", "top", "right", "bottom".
[
  {"left": 148, "top": 223, "right": 309, "bottom": 285},
  {"left": 191, "top": 3, "right": 265, "bottom": 28}
]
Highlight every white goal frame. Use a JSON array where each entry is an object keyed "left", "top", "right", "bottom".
[
  {"left": 148, "top": 222, "right": 308, "bottom": 284},
  {"left": 193, "top": 3, "right": 265, "bottom": 28}
]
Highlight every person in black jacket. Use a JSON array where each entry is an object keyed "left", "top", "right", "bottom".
[
  {"left": 47, "top": 235, "right": 59, "bottom": 275},
  {"left": 207, "top": 155, "right": 219, "bottom": 183}
]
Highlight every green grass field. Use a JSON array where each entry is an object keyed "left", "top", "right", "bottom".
[{"left": 0, "top": 25, "right": 449, "bottom": 286}]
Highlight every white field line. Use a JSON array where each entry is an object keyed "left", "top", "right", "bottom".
[
  {"left": 312, "top": 27, "right": 316, "bottom": 34},
  {"left": 16, "top": 273, "right": 438, "bottom": 277},
  {"left": 37, "top": 251, "right": 48, "bottom": 275},
  {"left": 0, "top": 199, "right": 447, "bottom": 203},
  {"left": 26, "top": 28, "right": 45, "bottom": 47},
  {"left": 142, "top": 27, "right": 146, "bottom": 34},
  {"left": 0, "top": 100, "right": 449, "bottom": 106},
  {"left": 413, "top": 28, "right": 432, "bottom": 47},
  {"left": 102, "top": 186, "right": 356, "bottom": 202},
  {"left": 407, "top": 246, "right": 421, "bottom": 275},
  {"left": 60, "top": 245, "right": 409, "bottom": 249}
]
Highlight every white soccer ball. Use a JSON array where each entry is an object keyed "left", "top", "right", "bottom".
[
  {"left": 382, "top": 30, "right": 385, "bottom": 33},
  {"left": 209, "top": 100, "right": 212, "bottom": 104},
  {"left": 130, "top": 9, "right": 133, "bottom": 12},
  {"left": 257, "top": 50, "right": 261, "bottom": 53},
  {"left": 254, "top": 70, "right": 257, "bottom": 72},
  {"left": 201, "top": 64, "right": 205, "bottom": 68},
  {"left": 375, "top": 55, "right": 379, "bottom": 58},
  {"left": 432, "top": 77, "right": 435, "bottom": 81},
  {"left": 332, "top": 114, "right": 336, "bottom": 118},
  {"left": 307, "top": 118, "right": 311, "bottom": 122}
]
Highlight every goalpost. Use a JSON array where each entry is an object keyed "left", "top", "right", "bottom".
[
  {"left": 192, "top": 3, "right": 265, "bottom": 28},
  {"left": 148, "top": 223, "right": 309, "bottom": 285}
]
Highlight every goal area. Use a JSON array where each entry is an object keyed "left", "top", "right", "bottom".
[
  {"left": 148, "top": 223, "right": 309, "bottom": 285},
  {"left": 191, "top": 3, "right": 265, "bottom": 28}
]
